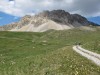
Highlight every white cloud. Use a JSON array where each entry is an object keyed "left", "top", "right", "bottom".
[
  {"left": 65, "top": 0, "right": 73, "bottom": 3},
  {"left": 0, "top": 0, "right": 100, "bottom": 17}
]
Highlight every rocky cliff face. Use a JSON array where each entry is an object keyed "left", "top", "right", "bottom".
[
  {"left": 0, "top": 10, "right": 99, "bottom": 32},
  {"left": 34, "top": 10, "right": 93, "bottom": 25}
]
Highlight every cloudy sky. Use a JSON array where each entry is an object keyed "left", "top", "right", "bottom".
[{"left": 0, "top": 0, "right": 100, "bottom": 25}]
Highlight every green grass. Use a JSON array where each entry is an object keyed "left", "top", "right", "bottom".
[{"left": 0, "top": 29, "right": 100, "bottom": 75}]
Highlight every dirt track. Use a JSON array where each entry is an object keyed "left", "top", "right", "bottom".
[{"left": 73, "top": 45, "right": 100, "bottom": 66}]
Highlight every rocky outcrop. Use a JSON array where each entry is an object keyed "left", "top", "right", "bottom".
[
  {"left": 34, "top": 10, "right": 99, "bottom": 26},
  {"left": 0, "top": 10, "right": 99, "bottom": 31}
]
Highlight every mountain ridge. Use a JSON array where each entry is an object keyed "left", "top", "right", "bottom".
[{"left": 0, "top": 10, "right": 99, "bottom": 32}]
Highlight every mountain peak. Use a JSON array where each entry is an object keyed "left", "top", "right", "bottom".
[
  {"left": 35, "top": 10, "right": 70, "bottom": 18},
  {"left": 0, "top": 10, "right": 99, "bottom": 32}
]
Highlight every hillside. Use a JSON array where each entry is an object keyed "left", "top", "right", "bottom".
[
  {"left": 0, "top": 10, "right": 99, "bottom": 32},
  {"left": 0, "top": 29, "right": 100, "bottom": 75}
]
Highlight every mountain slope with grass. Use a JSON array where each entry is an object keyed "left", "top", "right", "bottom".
[{"left": 0, "top": 28, "right": 100, "bottom": 75}]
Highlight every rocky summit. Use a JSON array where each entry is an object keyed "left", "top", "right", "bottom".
[{"left": 0, "top": 10, "right": 99, "bottom": 32}]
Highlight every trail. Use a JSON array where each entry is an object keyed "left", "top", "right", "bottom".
[{"left": 73, "top": 45, "right": 100, "bottom": 66}]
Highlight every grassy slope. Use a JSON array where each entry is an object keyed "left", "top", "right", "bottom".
[{"left": 0, "top": 29, "right": 100, "bottom": 75}]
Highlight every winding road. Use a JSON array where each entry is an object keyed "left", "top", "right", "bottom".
[{"left": 73, "top": 45, "right": 100, "bottom": 66}]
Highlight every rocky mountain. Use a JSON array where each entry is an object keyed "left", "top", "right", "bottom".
[{"left": 0, "top": 10, "right": 99, "bottom": 32}]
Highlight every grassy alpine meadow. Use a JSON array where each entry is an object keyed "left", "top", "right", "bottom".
[{"left": 0, "top": 28, "right": 100, "bottom": 75}]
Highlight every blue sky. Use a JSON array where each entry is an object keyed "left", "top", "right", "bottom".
[
  {"left": 0, "top": 0, "right": 100, "bottom": 26},
  {"left": 0, "top": 12, "right": 20, "bottom": 26},
  {"left": 88, "top": 17, "right": 100, "bottom": 25}
]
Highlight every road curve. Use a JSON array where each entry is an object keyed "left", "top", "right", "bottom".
[{"left": 73, "top": 45, "right": 100, "bottom": 66}]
